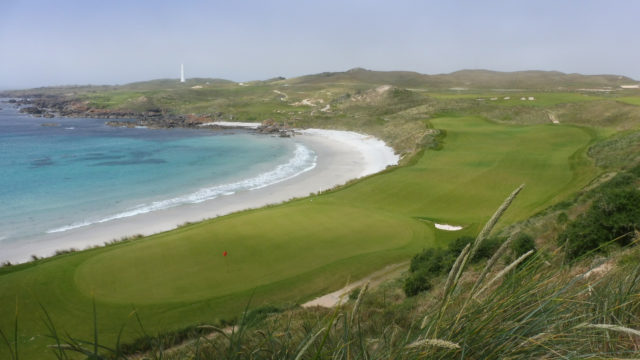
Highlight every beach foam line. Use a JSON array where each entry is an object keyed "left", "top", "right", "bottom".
[
  {"left": 298, "top": 129, "right": 399, "bottom": 177},
  {"left": 46, "top": 143, "right": 317, "bottom": 234}
]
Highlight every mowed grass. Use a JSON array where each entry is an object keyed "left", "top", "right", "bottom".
[
  {"left": 617, "top": 96, "right": 640, "bottom": 106},
  {"left": 0, "top": 116, "right": 598, "bottom": 359},
  {"left": 334, "top": 117, "right": 597, "bottom": 226},
  {"left": 75, "top": 205, "right": 420, "bottom": 303},
  {"left": 429, "top": 91, "right": 606, "bottom": 107}
]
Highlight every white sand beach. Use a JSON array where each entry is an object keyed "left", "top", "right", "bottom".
[{"left": 1, "top": 128, "right": 399, "bottom": 263}]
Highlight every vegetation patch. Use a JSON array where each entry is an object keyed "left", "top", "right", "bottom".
[{"left": 558, "top": 168, "right": 640, "bottom": 259}]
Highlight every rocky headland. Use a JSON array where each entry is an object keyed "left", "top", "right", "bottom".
[{"left": 3, "top": 96, "right": 293, "bottom": 135}]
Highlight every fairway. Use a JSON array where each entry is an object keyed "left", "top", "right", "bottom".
[{"left": 0, "top": 116, "right": 598, "bottom": 359}]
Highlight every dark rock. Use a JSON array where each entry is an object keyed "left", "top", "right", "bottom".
[
  {"left": 106, "top": 121, "right": 137, "bottom": 128},
  {"left": 20, "top": 106, "right": 43, "bottom": 115}
]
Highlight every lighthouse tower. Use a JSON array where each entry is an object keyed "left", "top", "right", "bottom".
[{"left": 180, "top": 64, "right": 185, "bottom": 83}]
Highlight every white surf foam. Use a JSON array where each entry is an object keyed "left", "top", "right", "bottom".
[{"left": 47, "top": 143, "right": 317, "bottom": 234}]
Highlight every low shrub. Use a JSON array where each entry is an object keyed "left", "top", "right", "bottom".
[
  {"left": 559, "top": 170, "right": 640, "bottom": 259},
  {"left": 404, "top": 235, "right": 502, "bottom": 296},
  {"left": 403, "top": 270, "right": 432, "bottom": 297},
  {"left": 512, "top": 233, "right": 536, "bottom": 257}
]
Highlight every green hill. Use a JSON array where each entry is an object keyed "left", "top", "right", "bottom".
[{"left": 287, "top": 68, "right": 637, "bottom": 89}]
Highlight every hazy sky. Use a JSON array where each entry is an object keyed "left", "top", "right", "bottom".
[{"left": 1, "top": 0, "right": 638, "bottom": 89}]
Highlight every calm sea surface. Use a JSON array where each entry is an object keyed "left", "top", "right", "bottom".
[{"left": 0, "top": 103, "right": 315, "bottom": 245}]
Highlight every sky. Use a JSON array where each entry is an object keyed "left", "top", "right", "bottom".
[{"left": 1, "top": 0, "right": 639, "bottom": 89}]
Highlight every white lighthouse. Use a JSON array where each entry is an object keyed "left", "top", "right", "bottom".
[{"left": 180, "top": 64, "right": 185, "bottom": 83}]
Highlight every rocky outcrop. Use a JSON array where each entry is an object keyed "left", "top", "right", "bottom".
[
  {"left": 255, "top": 119, "right": 294, "bottom": 137},
  {"left": 5, "top": 96, "right": 291, "bottom": 135},
  {"left": 20, "top": 106, "right": 43, "bottom": 115}
]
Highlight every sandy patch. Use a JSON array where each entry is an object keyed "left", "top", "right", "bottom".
[
  {"left": 292, "top": 98, "right": 323, "bottom": 106},
  {"left": 375, "top": 85, "right": 392, "bottom": 93},
  {"left": 302, "top": 262, "right": 407, "bottom": 308},
  {"left": 298, "top": 129, "right": 399, "bottom": 177},
  {"left": 584, "top": 261, "right": 613, "bottom": 280},
  {"left": 434, "top": 223, "right": 463, "bottom": 231},
  {"left": 273, "top": 90, "right": 288, "bottom": 100}
]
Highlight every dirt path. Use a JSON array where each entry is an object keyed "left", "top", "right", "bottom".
[
  {"left": 302, "top": 262, "right": 408, "bottom": 308},
  {"left": 273, "top": 89, "right": 288, "bottom": 100}
]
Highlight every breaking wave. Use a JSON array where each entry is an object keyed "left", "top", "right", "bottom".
[{"left": 47, "top": 143, "right": 316, "bottom": 234}]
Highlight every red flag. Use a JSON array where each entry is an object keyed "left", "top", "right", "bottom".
[{"left": 223, "top": 251, "right": 228, "bottom": 257}]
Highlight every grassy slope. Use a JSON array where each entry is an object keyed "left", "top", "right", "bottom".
[{"left": 0, "top": 114, "right": 598, "bottom": 359}]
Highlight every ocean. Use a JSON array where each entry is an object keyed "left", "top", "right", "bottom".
[{"left": 0, "top": 104, "right": 316, "bottom": 247}]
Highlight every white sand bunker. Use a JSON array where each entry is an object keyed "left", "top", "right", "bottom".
[{"left": 434, "top": 223, "right": 463, "bottom": 231}]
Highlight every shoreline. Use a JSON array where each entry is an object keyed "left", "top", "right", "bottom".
[{"left": 1, "top": 126, "right": 399, "bottom": 264}]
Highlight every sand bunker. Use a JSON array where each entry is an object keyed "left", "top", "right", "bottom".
[{"left": 434, "top": 223, "right": 463, "bottom": 231}]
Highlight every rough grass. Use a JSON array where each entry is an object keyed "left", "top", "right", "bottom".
[{"left": 588, "top": 129, "right": 640, "bottom": 169}]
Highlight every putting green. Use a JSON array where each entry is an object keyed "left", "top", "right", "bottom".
[
  {"left": 74, "top": 204, "right": 421, "bottom": 303},
  {"left": 0, "top": 116, "right": 598, "bottom": 359}
]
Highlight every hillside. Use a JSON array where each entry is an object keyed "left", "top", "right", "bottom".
[
  {"left": 4, "top": 68, "right": 637, "bottom": 95},
  {"left": 286, "top": 68, "right": 638, "bottom": 89}
]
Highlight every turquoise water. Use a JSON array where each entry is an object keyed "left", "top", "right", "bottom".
[{"left": 0, "top": 104, "right": 315, "bottom": 245}]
